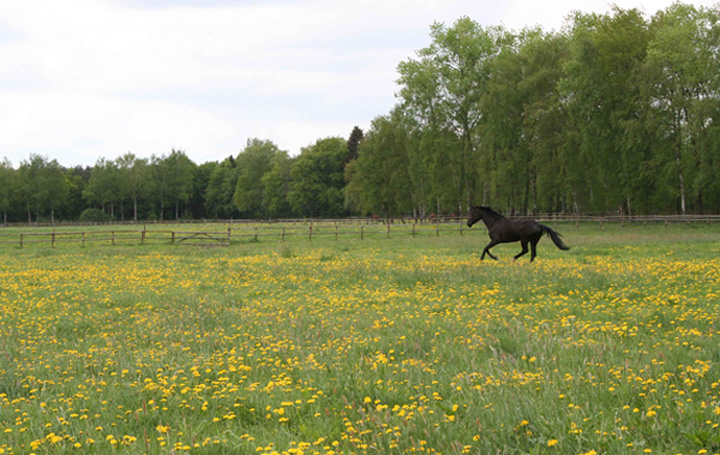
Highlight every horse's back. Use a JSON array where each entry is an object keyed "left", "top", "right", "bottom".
[{"left": 491, "top": 218, "right": 541, "bottom": 242}]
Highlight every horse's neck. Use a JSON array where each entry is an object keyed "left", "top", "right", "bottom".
[{"left": 481, "top": 213, "right": 503, "bottom": 229}]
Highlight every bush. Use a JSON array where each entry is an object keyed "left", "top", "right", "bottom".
[{"left": 78, "top": 208, "right": 111, "bottom": 223}]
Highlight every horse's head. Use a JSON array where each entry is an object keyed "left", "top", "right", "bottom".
[
  {"left": 467, "top": 205, "right": 482, "bottom": 227},
  {"left": 467, "top": 205, "right": 498, "bottom": 227}
]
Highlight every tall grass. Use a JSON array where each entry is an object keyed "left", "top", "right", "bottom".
[{"left": 0, "top": 225, "right": 718, "bottom": 454}]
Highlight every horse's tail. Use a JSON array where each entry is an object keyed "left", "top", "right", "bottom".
[{"left": 540, "top": 224, "right": 570, "bottom": 250}]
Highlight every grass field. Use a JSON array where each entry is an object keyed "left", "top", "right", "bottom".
[{"left": 1, "top": 225, "right": 719, "bottom": 455}]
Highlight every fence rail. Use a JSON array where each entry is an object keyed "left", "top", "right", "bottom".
[{"left": 0, "top": 215, "right": 718, "bottom": 248}]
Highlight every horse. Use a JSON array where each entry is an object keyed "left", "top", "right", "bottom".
[{"left": 466, "top": 205, "right": 570, "bottom": 262}]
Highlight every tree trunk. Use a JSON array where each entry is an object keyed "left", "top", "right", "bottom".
[{"left": 675, "top": 147, "right": 687, "bottom": 215}]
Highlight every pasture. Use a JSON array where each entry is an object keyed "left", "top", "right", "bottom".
[{"left": 0, "top": 224, "right": 719, "bottom": 455}]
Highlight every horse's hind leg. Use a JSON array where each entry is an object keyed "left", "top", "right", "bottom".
[
  {"left": 530, "top": 237, "right": 539, "bottom": 262},
  {"left": 513, "top": 240, "right": 529, "bottom": 261}
]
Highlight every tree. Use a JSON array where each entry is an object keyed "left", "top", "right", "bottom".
[
  {"left": 562, "top": 8, "right": 651, "bottom": 214},
  {"left": 205, "top": 157, "right": 240, "bottom": 219},
  {"left": 17, "top": 154, "right": 68, "bottom": 223},
  {"left": 261, "top": 152, "right": 294, "bottom": 219},
  {"left": 83, "top": 158, "right": 122, "bottom": 218},
  {"left": 190, "top": 161, "right": 216, "bottom": 219},
  {"left": 233, "top": 139, "right": 284, "bottom": 218},
  {"left": 0, "top": 158, "right": 16, "bottom": 224},
  {"left": 397, "top": 17, "right": 504, "bottom": 211},
  {"left": 640, "top": 4, "right": 720, "bottom": 214},
  {"left": 481, "top": 29, "right": 532, "bottom": 214},
  {"left": 288, "top": 137, "right": 347, "bottom": 218},
  {"left": 345, "top": 114, "right": 414, "bottom": 217},
  {"left": 346, "top": 126, "right": 364, "bottom": 163},
  {"left": 517, "top": 31, "right": 572, "bottom": 214},
  {"left": 116, "top": 153, "right": 153, "bottom": 222},
  {"left": 63, "top": 166, "right": 89, "bottom": 221},
  {"left": 155, "top": 149, "right": 195, "bottom": 220}
]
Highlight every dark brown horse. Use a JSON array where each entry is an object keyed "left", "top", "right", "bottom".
[{"left": 466, "top": 206, "right": 570, "bottom": 262}]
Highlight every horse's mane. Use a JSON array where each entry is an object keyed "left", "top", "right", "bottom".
[{"left": 479, "top": 206, "right": 505, "bottom": 219}]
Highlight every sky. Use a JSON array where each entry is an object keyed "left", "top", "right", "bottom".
[{"left": 0, "top": 0, "right": 717, "bottom": 168}]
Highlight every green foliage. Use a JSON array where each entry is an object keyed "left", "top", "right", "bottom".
[
  {"left": 262, "top": 152, "right": 294, "bottom": 218},
  {"left": 288, "top": 137, "right": 347, "bottom": 218},
  {"left": 205, "top": 156, "right": 240, "bottom": 219},
  {"left": 397, "top": 17, "right": 501, "bottom": 211},
  {"left": 0, "top": 158, "right": 16, "bottom": 223},
  {"left": 233, "top": 139, "right": 286, "bottom": 218},
  {"left": 155, "top": 149, "right": 196, "bottom": 220},
  {"left": 78, "top": 207, "right": 112, "bottom": 222},
  {"left": 17, "top": 154, "right": 68, "bottom": 223},
  {"left": 346, "top": 113, "right": 420, "bottom": 217}
]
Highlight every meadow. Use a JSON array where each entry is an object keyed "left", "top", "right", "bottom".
[{"left": 0, "top": 224, "right": 719, "bottom": 455}]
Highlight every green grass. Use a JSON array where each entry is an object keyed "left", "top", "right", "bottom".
[{"left": 0, "top": 224, "right": 719, "bottom": 454}]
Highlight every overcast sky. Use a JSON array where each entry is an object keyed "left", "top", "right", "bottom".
[{"left": 1, "top": 0, "right": 716, "bottom": 167}]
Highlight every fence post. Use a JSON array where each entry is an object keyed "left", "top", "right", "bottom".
[
  {"left": 52, "top": 229, "right": 56, "bottom": 248},
  {"left": 361, "top": 225, "right": 364, "bottom": 240},
  {"left": 436, "top": 220, "right": 440, "bottom": 237},
  {"left": 309, "top": 225, "right": 313, "bottom": 242},
  {"left": 171, "top": 232, "right": 175, "bottom": 244},
  {"left": 282, "top": 227, "right": 286, "bottom": 242},
  {"left": 20, "top": 233, "right": 23, "bottom": 248},
  {"left": 254, "top": 227, "right": 258, "bottom": 242},
  {"left": 387, "top": 223, "right": 390, "bottom": 239},
  {"left": 335, "top": 225, "right": 338, "bottom": 241},
  {"left": 82, "top": 232, "right": 86, "bottom": 247},
  {"left": 412, "top": 223, "right": 416, "bottom": 237}
]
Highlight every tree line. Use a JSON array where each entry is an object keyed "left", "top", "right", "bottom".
[
  {"left": 2, "top": 3, "right": 719, "bottom": 223},
  {"left": 0, "top": 136, "right": 357, "bottom": 223},
  {"left": 350, "top": 3, "right": 720, "bottom": 217}
]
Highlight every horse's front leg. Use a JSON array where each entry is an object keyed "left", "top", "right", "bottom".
[{"left": 481, "top": 239, "right": 500, "bottom": 261}]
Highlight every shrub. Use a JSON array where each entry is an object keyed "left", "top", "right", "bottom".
[{"left": 78, "top": 208, "right": 111, "bottom": 223}]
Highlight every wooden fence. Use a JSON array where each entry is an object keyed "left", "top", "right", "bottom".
[
  {"left": 0, "top": 215, "right": 718, "bottom": 248},
  {"left": 0, "top": 228, "right": 232, "bottom": 248}
]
